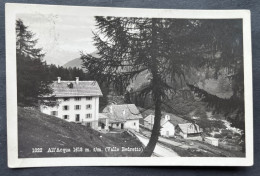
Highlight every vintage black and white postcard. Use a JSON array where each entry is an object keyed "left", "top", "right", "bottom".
[{"left": 6, "top": 3, "right": 253, "bottom": 167}]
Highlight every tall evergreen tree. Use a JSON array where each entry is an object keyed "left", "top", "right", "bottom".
[
  {"left": 81, "top": 17, "right": 244, "bottom": 156},
  {"left": 16, "top": 19, "right": 53, "bottom": 106}
]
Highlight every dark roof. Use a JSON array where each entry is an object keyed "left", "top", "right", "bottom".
[
  {"left": 103, "top": 104, "right": 143, "bottom": 123},
  {"left": 45, "top": 81, "right": 103, "bottom": 97}
]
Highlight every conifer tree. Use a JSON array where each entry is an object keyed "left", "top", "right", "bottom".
[
  {"left": 81, "top": 17, "right": 244, "bottom": 156},
  {"left": 16, "top": 19, "right": 53, "bottom": 106}
]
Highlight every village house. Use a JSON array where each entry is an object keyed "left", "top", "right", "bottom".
[
  {"left": 98, "top": 113, "right": 110, "bottom": 131},
  {"left": 40, "top": 77, "right": 103, "bottom": 130},
  {"left": 102, "top": 104, "right": 142, "bottom": 132},
  {"left": 144, "top": 114, "right": 175, "bottom": 137},
  {"left": 143, "top": 112, "right": 188, "bottom": 138},
  {"left": 175, "top": 123, "right": 203, "bottom": 140}
]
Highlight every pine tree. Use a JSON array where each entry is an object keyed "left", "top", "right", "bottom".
[
  {"left": 81, "top": 17, "right": 244, "bottom": 156},
  {"left": 16, "top": 19, "right": 53, "bottom": 106}
]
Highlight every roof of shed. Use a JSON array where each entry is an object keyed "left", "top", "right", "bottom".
[
  {"left": 144, "top": 114, "right": 170, "bottom": 127},
  {"left": 143, "top": 112, "right": 188, "bottom": 126},
  {"left": 103, "top": 104, "right": 143, "bottom": 123}
]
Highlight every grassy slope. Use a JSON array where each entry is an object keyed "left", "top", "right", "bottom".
[{"left": 18, "top": 107, "right": 142, "bottom": 158}]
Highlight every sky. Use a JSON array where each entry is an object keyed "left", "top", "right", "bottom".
[{"left": 17, "top": 13, "right": 97, "bottom": 66}]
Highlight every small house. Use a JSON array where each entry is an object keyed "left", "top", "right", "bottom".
[
  {"left": 102, "top": 104, "right": 142, "bottom": 132},
  {"left": 98, "top": 113, "right": 110, "bottom": 131},
  {"left": 144, "top": 114, "right": 175, "bottom": 137},
  {"left": 175, "top": 123, "right": 203, "bottom": 139}
]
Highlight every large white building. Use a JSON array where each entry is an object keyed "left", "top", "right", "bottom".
[{"left": 40, "top": 77, "right": 103, "bottom": 130}]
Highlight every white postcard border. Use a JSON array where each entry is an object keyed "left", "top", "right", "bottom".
[{"left": 6, "top": 3, "right": 253, "bottom": 167}]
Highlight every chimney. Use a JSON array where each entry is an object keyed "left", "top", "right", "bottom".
[
  {"left": 57, "top": 77, "right": 61, "bottom": 83},
  {"left": 165, "top": 114, "right": 170, "bottom": 121},
  {"left": 75, "top": 77, "right": 79, "bottom": 84},
  {"left": 109, "top": 106, "right": 113, "bottom": 113}
]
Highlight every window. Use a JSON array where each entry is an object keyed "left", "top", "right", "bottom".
[
  {"left": 51, "top": 111, "right": 58, "bottom": 116},
  {"left": 64, "top": 98, "right": 69, "bottom": 101},
  {"left": 86, "top": 113, "right": 92, "bottom": 118},
  {"left": 75, "top": 114, "right": 80, "bottom": 121},
  {"left": 63, "top": 105, "right": 69, "bottom": 110},
  {"left": 86, "top": 122, "right": 91, "bottom": 127},
  {"left": 75, "top": 97, "right": 81, "bottom": 101},
  {"left": 63, "top": 115, "right": 69, "bottom": 120},
  {"left": 86, "top": 104, "right": 92, "bottom": 109},
  {"left": 134, "top": 122, "right": 136, "bottom": 126},
  {"left": 86, "top": 97, "right": 92, "bottom": 100},
  {"left": 75, "top": 105, "right": 81, "bottom": 110}
]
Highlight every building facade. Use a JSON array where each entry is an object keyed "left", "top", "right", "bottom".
[
  {"left": 40, "top": 77, "right": 103, "bottom": 130},
  {"left": 175, "top": 123, "right": 203, "bottom": 140},
  {"left": 144, "top": 114, "right": 175, "bottom": 137}
]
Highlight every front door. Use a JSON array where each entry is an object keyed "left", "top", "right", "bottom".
[
  {"left": 121, "top": 123, "right": 124, "bottom": 129},
  {"left": 101, "top": 123, "right": 105, "bottom": 129},
  {"left": 75, "top": 114, "right": 80, "bottom": 122}
]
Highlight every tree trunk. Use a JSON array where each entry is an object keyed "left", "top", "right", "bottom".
[
  {"left": 141, "top": 18, "right": 162, "bottom": 157},
  {"left": 140, "top": 94, "right": 162, "bottom": 156}
]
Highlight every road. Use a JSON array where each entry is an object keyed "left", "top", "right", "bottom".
[
  {"left": 140, "top": 127, "right": 191, "bottom": 149},
  {"left": 134, "top": 132, "right": 179, "bottom": 157},
  {"left": 138, "top": 127, "right": 243, "bottom": 157},
  {"left": 158, "top": 136, "right": 191, "bottom": 149}
]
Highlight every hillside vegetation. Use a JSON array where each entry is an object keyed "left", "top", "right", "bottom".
[{"left": 18, "top": 107, "right": 142, "bottom": 158}]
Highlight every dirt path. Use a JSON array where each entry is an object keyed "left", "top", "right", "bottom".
[
  {"left": 158, "top": 136, "right": 191, "bottom": 149},
  {"left": 140, "top": 127, "right": 191, "bottom": 149},
  {"left": 134, "top": 132, "right": 179, "bottom": 157}
]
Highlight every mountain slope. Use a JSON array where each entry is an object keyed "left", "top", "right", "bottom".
[
  {"left": 63, "top": 51, "right": 232, "bottom": 99},
  {"left": 18, "top": 107, "right": 142, "bottom": 158},
  {"left": 62, "top": 57, "right": 82, "bottom": 68},
  {"left": 63, "top": 51, "right": 100, "bottom": 68}
]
